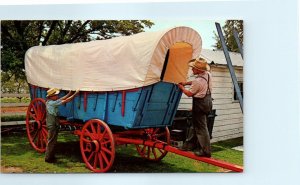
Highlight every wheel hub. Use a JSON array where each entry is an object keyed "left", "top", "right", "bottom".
[
  {"left": 92, "top": 140, "right": 100, "bottom": 152},
  {"left": 34, "top": 121, "right": 42, "bottom": 130}
]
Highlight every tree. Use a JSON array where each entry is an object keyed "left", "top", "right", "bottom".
[
  {"left": 1, "top": 71, "right": 28, "bottom": 95},
  {"left": 1, "top": 20, "right": 154, "bottom": 93},
  {"left": 213, "top": 20, "right": 243, "bottom": 52}
]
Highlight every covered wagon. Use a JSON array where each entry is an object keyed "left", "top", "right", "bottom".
[{"left": 24, "top": 26, "right": 242, "bottom": 172}]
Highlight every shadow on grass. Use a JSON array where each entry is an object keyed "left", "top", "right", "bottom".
[
  {"left": 56, "top": 142, "right": 198, "bottom": 173},
  {"left": 1, "top": 132, "right": 243, "bottom": 173},
  {"left": 111, "top": 145, "right": 198, "bottom": 173}
]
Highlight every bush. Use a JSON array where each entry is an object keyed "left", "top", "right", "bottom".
[
  {"left": 1, "top": 115, "right": 26, "bottom": 122},
  {"left": 1, "top": 97, "right": 31, "bottom": 103}
]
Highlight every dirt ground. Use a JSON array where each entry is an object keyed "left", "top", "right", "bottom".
[{"left": 1, "top": 166, "right": 23, "bottom": 173}]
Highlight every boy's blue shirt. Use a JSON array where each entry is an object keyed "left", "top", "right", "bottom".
[{"left": 46, "top": 99, "right": 62, "bottom": 116}]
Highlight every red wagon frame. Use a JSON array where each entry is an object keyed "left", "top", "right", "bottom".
[{"left": 26, "top": 98, "right": 243, "bottom": 173}]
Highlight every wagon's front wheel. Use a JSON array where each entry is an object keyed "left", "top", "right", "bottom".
[
  {"left": 80, "top": 119, "right": 115, "bottom": 173},
  {"left": 26, "top": 98, "right": 48, "bottom": 153},
  {"left": 135, "top": 127, "right": 170, "bottom": 161}
]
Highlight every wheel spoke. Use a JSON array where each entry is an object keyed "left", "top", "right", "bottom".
[
  {"left": 90, "top": 122, "right": 96, "bottom": 134},
  {"left": 41, "top": 127, "right": 48, "bottom": 135},
  {"left": 97, "top": 123, "right": 101, "bottom": 134},
  {"left": 153, "top": 128, "right": 160, "bottom": 134},
  {"left": 36, "top": 102, "right": 41, "bottom": 115},
  {"left": 100, "top": 151, "right": 109, "bottom": 166},
  {"left": 98, "top": 153, "right": 104, "bottom": 170},
  {"left": 158, "top": 148, "right": 164, "bottom": 154},
  {"left": 41, "top": 129, "right": 48, "bottom": 142},
  {"left": 35, "top": 132, "right": 41, "bottom": 148},
  {"left": 41, "top": 130, "right": 48, "bottom": 145},
  {"left": 82, "top": 137, "right": 92, "bottom": 143},
  {"left": 152, "top": 148, "right": 158, "bottom": 159},
  {"left": 87, "top": 151, "right": 95, "bottom": 162},
  {"left": 38, "top": 132, "right": 42, "bottom": 148},
  {"left": 147, "top": 146, "right": 151, "bottom": 158},
  {"left": 84, "top": 147, "right": 91, "bottom": 153},
  {"left": 153, "top": 139, "right": 167, "bottom": 145},
  {"left": 99, "top": 129, "right": 107, "bottom": 141},
  {"left": 93, "top": 152, "right": 98, "bottom": 169},
  {"left": 37, "top": 102, "right": 44, "bottom": 120},
  {"left": 40, "top": 107, "right": 46, "bottom": 122},
  {"left": 32, "top": 104, "right": 39, "bottom": 119},
  {"left": 141, "top": 145, "right": 146, "bottom": 155},
  {"left": 84, "top": 130, "right": 94, "bottom": 140},
  {"left": 29, "top": 111, "right": 38, "bottom": 121},
  {"left": 101, "top": 146, "right": 112, "bottom": 155},
  {"left": 40, "top": 132, "right": 44, "bottom": 149},
  {"left": 155, "top": 132, "right": 166, "bottom": 138},
  {"left": 32, "top": 130, "right": 39, "bottom": 142},
  {"left": 101, "top": 140, "right": 111, "bottom": 145},
  {"left": 29, "top": 124, "right": 36, "bottom": 133}
]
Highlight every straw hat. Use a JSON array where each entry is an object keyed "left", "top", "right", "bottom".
[
  {"left": 189, "top": 58, "right": 210, "bottom": 71},
  {"left": 46, "top": 88, "right": 60, "bottom": 97}
]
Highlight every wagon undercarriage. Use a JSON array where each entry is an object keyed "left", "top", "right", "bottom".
[{"left": 26, "top": 98, "right": 243, "bottom": 173}]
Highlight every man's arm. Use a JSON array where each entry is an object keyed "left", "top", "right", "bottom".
[
  {"left": 61, "top": 90, "right": 80, "bottom": 104},
  {"left": 177, "top": 84, "right": 194, "bottom": 97},
  {"left": 60, "top": 91, "right": 72, "bottom": 100},
  {"left": 179, "top": 81, "right": 192, "bottom": 86}
]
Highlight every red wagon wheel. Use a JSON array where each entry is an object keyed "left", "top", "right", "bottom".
[
  {"left": 135, "top": 127, "right": 170, "bottom": 161},
  {"left": 26, "top": 98, "right": 48, "bottom": 153},
  {"left": 80, "top": 119, "right": 115, "bottom": 173}
]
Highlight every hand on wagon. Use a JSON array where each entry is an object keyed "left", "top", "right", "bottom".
[
  {"left": 178, "top": 81, "right": 192, "bottom": 86},
  {"left": 60, "top": 90, "right": 79, "bottom": 104}
]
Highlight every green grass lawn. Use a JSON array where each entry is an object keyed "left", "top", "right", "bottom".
[{"left": 1, "top": 132, "right": 243, "bottom": 173}]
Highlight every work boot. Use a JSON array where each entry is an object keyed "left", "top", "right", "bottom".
[
  {"left": 194, "top": 149, "right": 211, "bottom": 158},
  {"left": 180, "top": 142, "right": 196, "bottom": 151},
  {"left": 45, "top": 157, "right": 57, "bottom": 163}
]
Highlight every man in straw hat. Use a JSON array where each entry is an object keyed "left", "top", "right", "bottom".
[
  {"left": 45, "top": 88, "right": 79, "bottom": 163},
  {"left": 177, "top": 57, "right": 212, "bottom": 157}
]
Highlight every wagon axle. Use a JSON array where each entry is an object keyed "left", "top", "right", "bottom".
[
  {"left": 85, "top": 140, "right": 100, "bottom": 153},
  {"left": 33, "top": 121, "right": 42, "bottom": 130}
]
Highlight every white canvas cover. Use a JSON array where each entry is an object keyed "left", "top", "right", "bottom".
[{"left": 25, "top": 26, "right": 202, "bottom": 91}]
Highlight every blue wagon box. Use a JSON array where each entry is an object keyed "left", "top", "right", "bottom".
[{"left": 30, "top": 82, "right": 182, "bottom": 129}]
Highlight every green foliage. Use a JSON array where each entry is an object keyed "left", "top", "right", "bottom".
[
  {"left": 1, "top": 20, "right": 154, "bottom": 84},
  {"left": 213, "top": 20, "right": 243, "bottom": 52},
  {"left": 1, "top": 115, "right": 26, "bottom": 122},
  {"left": 1, "top": 132, "right": 243, "bottom": 173},
  {"left": 1, "top": 72, "right": 29, "bottom": 93},
  {"left": 1, "top": 97, "right": 30, "bottom": 103}
]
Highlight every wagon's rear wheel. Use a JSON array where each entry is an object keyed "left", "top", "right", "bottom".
[
  {"left": 26, "top": 98, "right": 48, "bottom": 153},
  {"left": 80, "top": 119, "right": 115, "bottom": 173},
  {"left": 135, "top": 127, "right": 170, "bottom": 161}
]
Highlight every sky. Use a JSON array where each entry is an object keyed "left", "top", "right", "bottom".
[{"left": 145, "top": 20, "right": 226, "bottom": 49}]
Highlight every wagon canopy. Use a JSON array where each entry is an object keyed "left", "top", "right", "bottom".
[{"left": 25, "top": 26, "right": 202, "bottom": 91}]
